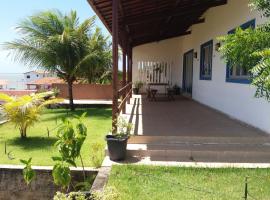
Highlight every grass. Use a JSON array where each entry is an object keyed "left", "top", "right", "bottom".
[
  {"left": 0, "top": 107, "right": 111, "bottom": 166},
  {"left": 107, "top": 165, "right": 270, "bottom": 200}
]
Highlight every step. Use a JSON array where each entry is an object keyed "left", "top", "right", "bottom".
[
  {"left": 128, "top": 135, "right": 270, "bottom": 145},
  {"left": 105, "top": 142, "right": 270, "bottom": 163}
]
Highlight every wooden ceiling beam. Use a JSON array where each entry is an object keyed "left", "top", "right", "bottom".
[{"left": 87, "top": 0, "right": 228, "bottom": 46}]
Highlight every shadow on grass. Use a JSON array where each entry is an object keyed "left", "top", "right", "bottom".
[
  {"left": 7, "top": 136, "right": 57, "bottom": 150},
  {"left": 43, "top": 108, "right": 112, "bottom": 122}
]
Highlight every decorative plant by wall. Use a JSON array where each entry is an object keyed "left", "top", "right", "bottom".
[{"left": 20, "top": 113, "right": 89, "bottom": 191}]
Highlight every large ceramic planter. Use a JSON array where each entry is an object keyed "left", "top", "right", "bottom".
[{"left": 105, "top": 135, "right": 128, "bottom": 161}]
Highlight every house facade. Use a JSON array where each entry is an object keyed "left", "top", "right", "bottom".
[{"left": 131, "top": 0, "right": 270, "bottom": 133}]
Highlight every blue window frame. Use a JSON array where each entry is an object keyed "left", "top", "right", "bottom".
[
  {"left": 226, "top": 19, "right": 256, "bottom": 84},
  {"left": 200, "top": 40, "right": 213, "bottom": 80}
]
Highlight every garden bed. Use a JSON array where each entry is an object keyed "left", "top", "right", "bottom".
[
  {"left": 0, "top": 165, "right": 98, "bottom": 200},
  {"left": 107, "top": 165, "right": 270, "bottom": 200}
]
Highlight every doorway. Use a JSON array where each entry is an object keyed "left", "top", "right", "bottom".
[{"left": 182, "top": 50, "right": 194, "bottom": 97}]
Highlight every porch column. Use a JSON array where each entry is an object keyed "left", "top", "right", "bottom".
[
  {"left": 112, "top": 0, "right": 119, "bottom": 133},
  {"left": 127, "top": 47, "right": 132, "bottom": 104},
  {"left": 122, "top": 48, "right": 127, "bottom": 114}
]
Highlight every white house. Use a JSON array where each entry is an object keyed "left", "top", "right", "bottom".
[{"left": 24, "top": 70, "right": 56, "bottom": 90}]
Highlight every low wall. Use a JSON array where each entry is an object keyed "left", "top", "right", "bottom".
[
  {"left": 0, "top": 165, "right": 98, "bottom": 200},
  {"left": 0, "top": 90, "right": 36, "bottom": 96},
  {"left": 53, "top": 84, "right": 113, "bottom": 100}
]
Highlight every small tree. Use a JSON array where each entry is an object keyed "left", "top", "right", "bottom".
[
  {"left": 218, "top": 0, "right": 270, "bottom": 101},
  {"left": 0, "top": 92, "right": 62, "bottom": 138}
]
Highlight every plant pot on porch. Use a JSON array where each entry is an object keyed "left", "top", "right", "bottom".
[
  {"left": 106, "top": 135, "right": 129, "bottom": 161},
  {"left": 133, "top": 88, "right": 139, "bottom": 94}
]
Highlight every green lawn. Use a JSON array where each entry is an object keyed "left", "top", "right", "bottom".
[
  {"left": 108, "top": 165, "right": 270, "bottom": 200},
  {"left": 0, "top": 107, "right": 111, "bottom": 166}
]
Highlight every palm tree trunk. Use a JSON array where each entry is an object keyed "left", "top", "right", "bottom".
[
  {"left": 20, "top": 127, "right": 27, "bottom": 139},
  {"left": 67, "top": 80, "right": 75, "bottom": 111}
]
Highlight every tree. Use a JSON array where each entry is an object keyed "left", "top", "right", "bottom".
[
  {"left": 3, "top": 10, "right": 97, "bottom": 111},
  {"left": 0, "top": 92, "right": 62, "bottom": 138},
  {"left": 77, "top": 27, "right": 112, "bottom": 84},
  {"left": 218, "top": 0, "right": 270, "bottom": 101}
]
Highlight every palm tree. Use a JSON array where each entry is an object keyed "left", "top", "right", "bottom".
[
  {"left": 78, "top": 27, "right": 112, "bottom": 84},
  {"left": 0, "top": 92, "right": 62, "bottom": 138},
  {"left": 3, "top": 10, "right": 97, "bottom": 111}
]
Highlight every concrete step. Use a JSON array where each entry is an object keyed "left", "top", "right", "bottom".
[
  {"left": 128, "top": 135, "right": 270, "bottom": 145},
  {"left": 126, "top": 149, "right": 270, "bottom": 163},
  {"left": 105, "top": 142, "right": 270, "bottom": 163}
]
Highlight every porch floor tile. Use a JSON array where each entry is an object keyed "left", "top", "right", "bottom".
[{"left": 122, "top": 95, "right": 267, "bottom": 137}]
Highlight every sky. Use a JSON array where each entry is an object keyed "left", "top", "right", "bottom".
[{"left": 0, "top": 0, "right": 109, "bottom": 73}]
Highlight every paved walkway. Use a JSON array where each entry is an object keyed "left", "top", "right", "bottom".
[{"left": 62, "top": 99, "right": 112, "bottom": 105}]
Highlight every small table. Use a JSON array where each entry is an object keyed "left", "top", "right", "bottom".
[{"left": 147, "top": 83, "right": 169, "bottom": 101}]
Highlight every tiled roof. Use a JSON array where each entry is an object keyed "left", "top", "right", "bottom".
[{"left": 27, "top": 77, "right": 64, "bottom": 85}]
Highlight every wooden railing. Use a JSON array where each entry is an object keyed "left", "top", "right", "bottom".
[{"left": 117, "top": 82, "right": 132, "bottom": 114}]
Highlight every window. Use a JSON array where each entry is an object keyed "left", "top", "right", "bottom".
[
  {"left": 226, "top": 19, "right": 256, "bottom": 84},
  {"left": 200, "top": 40, "right": 213, "bottom": 80}
]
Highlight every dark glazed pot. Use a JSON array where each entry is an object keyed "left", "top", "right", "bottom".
[{"left": 105, "top": 135, "right": 128, "bottom": 161}]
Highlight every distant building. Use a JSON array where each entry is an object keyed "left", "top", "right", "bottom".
[
  {"left": 26, "top": 77, "right": 63, "bottom": 90},
  {"left": 24, "top": 70, "right": 55, "bottom": 84},
  {"left": 0, "top": 80, "right": 8, "bottom": 89}
]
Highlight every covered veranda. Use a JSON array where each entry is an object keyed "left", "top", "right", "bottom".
[
  {"left": 87, "top": 0, "right": 270, "bottom": 163},
  {"left": 124, "top": 95, "right": 266, "bottom": 137},
  {"left": 87, "top": 0, "right": 229, "bottom": 131}
]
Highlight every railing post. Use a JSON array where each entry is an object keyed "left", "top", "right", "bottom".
[
  {"left": 122, "top": 48, "right": 127, "bottom": 114},
  {"left": 112, "top": 0, "right": 119, "bottom": 134}
]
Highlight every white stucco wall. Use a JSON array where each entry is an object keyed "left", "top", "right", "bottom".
[{"left": 132, "top": 0, "right": 270, "bottom": 133}]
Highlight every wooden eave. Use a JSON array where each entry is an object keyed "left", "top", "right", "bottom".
[{"left": 87, "top": 0, "right": 227, "bottom": 47}]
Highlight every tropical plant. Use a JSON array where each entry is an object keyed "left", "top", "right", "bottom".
[
  {"left": 0, "top": 92, "right": 62, "bottom": 138},
  {"left": 77, "top": 28, "right": 112, "bottom": 84},
  {"left": 52, "top": 113, "right": 88, "bottom": 188},
  {"left": 3, "top": 10, "right": 109, "bottom": 111},
  {"left": 218, "top": 0, "right": 270, "bottom": 101},
  {"left": 20, "top": 113, "right": 89, "bottom": 191},
  {"left": 20, "top": 157, "right": 36, "bottom": 185}
]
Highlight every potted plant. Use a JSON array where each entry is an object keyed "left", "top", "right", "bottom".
[
  {"left": 133, "top": 81, "right": 143, "bottom": 94},
  {"left": 105, "top": 117, "right": 133, "bottom": 161},
  {"left": 173, "top": 84, "right": 181, "bottom": 95}
]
